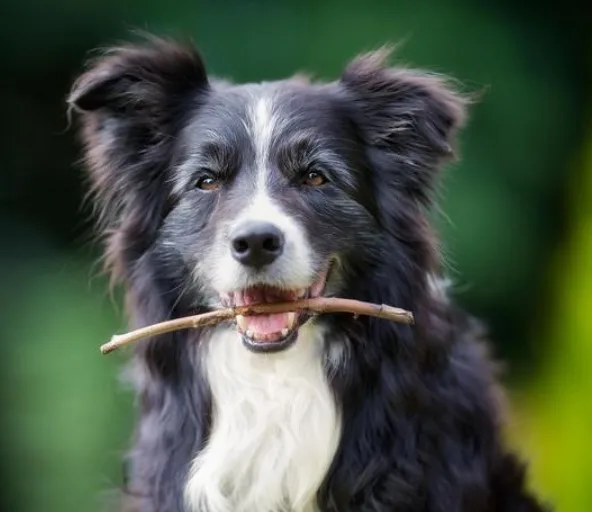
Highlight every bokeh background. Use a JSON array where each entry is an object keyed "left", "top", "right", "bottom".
[{"left": 1, "top": 0, "right": 590, "bottom": 510}]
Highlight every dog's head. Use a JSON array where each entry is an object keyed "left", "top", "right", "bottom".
[{"left": 69, "top": 38, "right": 466, "bottom": 353}]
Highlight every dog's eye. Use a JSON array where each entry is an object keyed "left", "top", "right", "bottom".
[
  {"left": 195, "top": 175, "right": 220, "bottom": 191},
  {"left": 303, "top": 170, "right": 328, "bottom": 187}
]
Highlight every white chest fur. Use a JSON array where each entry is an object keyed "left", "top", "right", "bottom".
[{"left": 185, "top": 324, "right": 342, "bottom": 512}]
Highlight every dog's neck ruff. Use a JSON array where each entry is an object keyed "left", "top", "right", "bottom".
[{"left": 185, "top": 322, "right": 342, "bottom": 512}]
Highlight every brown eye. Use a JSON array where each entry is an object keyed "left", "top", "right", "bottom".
[
  {"left": 303, "top": 170, "right": 327, "bottom": 187},
  {"left": 195, "top": 175, "right": 220, "bottom": 191}
]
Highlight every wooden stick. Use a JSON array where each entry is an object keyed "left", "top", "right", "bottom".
[{"left": 100, "top": 297, "right": 414, "bottom": 355}]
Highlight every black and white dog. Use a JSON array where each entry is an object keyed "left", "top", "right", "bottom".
[{"left": 68, "top": 36, "right": 548, "bottom": 512}]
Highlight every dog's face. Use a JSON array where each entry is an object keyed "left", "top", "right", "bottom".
[
  {"left": 159, "top": 81, "right": 380, "bottom": 351},
  {"left": 69, "top": 39, "right": 465, "bottom": 353}
]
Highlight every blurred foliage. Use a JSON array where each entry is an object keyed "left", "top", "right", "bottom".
[
  {"left": 0, "top": 0, "right": 589, "bottom": 511},
  {"left": 507, "top": 121, "right": 592, "bottom": 511},
  {"left": 0, "top": 247, "right": 133, "bottom": 511}
]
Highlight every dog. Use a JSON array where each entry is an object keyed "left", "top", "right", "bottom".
[{"left": 68, "top": 36, "right": 549, "bottom": 512}]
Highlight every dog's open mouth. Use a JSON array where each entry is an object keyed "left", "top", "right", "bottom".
[{"left": 220, "top": 266, "right": 331, "bottom": 353}]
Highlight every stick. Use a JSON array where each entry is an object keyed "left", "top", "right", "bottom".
[{"left": 100, "top": 297, "right": 414, "bottom": 355}]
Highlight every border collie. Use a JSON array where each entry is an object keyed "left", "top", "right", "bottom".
[{"left": 68, "top": 36, "right": 549, "bottom": 512}]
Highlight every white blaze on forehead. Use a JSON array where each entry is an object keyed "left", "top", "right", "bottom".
[
  {"left": 246, "top": 92, "right": 286, "bottom": 199},
  {"left": 250, "top": 95, "right": 276, "bottom": 181},
  {"left": 246, "top": 91, "right": 284, "bottom": 210}
]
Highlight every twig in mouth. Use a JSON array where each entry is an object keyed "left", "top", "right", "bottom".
[{"left": 100, "top": 297, "right": 414, "bottom": 355}]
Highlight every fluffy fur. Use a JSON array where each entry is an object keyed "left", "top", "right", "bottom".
[
  {"left": 186, "top": 324, "right": 341, "bottom": 512},
  {"left": 68, "top": 36, "right": 550, "bottom": 512}
]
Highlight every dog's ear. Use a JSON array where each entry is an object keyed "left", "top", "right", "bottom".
[
  {"left": 68, "top": 37, "right": 209, "bottom": 281},
  {"left": 340, "top": 48, "right": 468, "bottom": 199},
  {"left": 68, "top": 36, "right": 208, "bottom": 119}
]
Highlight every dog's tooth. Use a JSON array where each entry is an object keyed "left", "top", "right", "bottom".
[
  {"left": 236, "top": 315, "right": 248, "bottom": 331},
  {"left": 287, "top": 312, "right": 297, "bottom": 329},
  {"left": 246, "top": 329, "right": 254, "bottom": 338},
  {"left": 281, "top": 328, "right": 289, "bottom": 337}
]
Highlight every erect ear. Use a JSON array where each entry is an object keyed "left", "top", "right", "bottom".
[
  {"left": 340, "top": 48, "right": 469, "bottom": 199},
  {"left": 68, "top": 37, "right": 209, "bottom": 280}
]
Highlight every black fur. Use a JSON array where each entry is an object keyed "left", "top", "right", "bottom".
[{"left": 69, "top": 36, "right": 549, "bottom": 512}]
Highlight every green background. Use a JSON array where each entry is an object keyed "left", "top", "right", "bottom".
[{"left": 0, "top": 1, "right": 589, "bottom": 510}]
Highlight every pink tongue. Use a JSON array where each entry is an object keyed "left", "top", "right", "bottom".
[{"left": 246, "top": 313, "right": 289, "bottom": 335}]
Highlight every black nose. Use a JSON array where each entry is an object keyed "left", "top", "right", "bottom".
[{"left": 230, "top": 221, "right": 284, "bottom": 268}]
